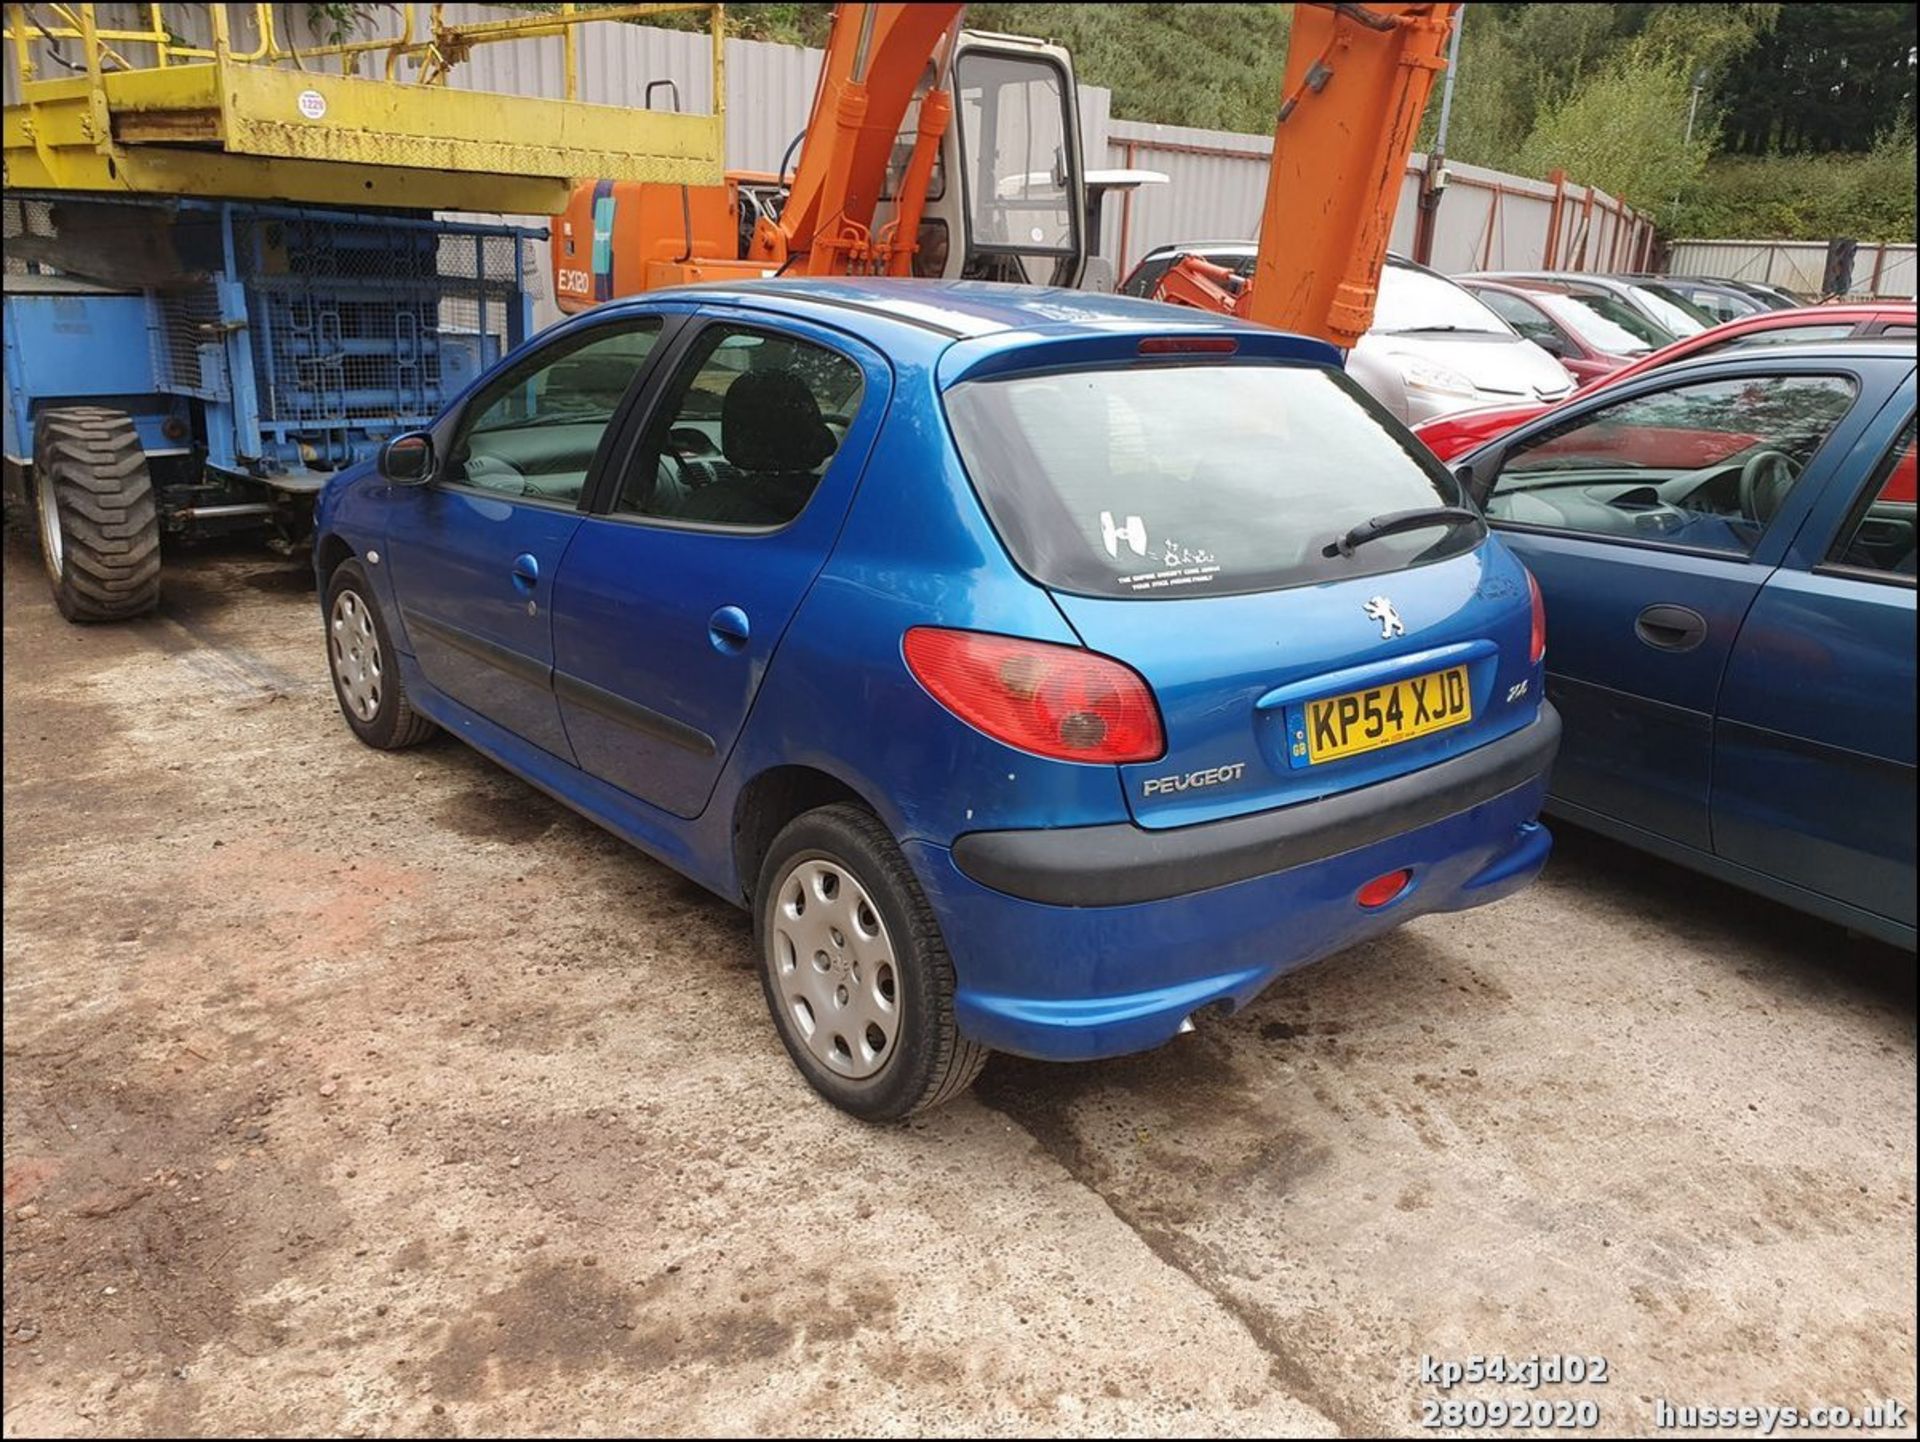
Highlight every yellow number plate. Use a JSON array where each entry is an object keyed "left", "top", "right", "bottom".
[{"left": 1305, "top": 665, "right": 1472, "bottom": 764}]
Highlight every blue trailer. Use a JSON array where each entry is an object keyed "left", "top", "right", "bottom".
[{"left": 4, "top": 194, "right": 538, "bottom": 620}]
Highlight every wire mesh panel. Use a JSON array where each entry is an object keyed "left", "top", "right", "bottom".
[
  {"left": 1, "top": 197, "right": 56, "bottom": 272},
  {"left": 234, "top": 211, "right": 523, "bottom": 459},
  {"left": 151, "top": 283, "right": 226, "bottom": 397}
]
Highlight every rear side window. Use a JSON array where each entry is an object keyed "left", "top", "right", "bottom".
[
  {"left": 1120, "top": 257, "right": 1173, "bottom": 298},
  {"left": 945, "top": 363, "right": 1481, "bottom": 599}
]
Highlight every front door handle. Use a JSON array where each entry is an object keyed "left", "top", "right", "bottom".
[
  {"left": 510, "top": 552, "right": 540, "bottom": 593},
  {"left": 1635, "top": 603, "right": 1707, "bottom": 652},
  {"left": 709, "top": 605, "right": 751, "bottom": 653}
]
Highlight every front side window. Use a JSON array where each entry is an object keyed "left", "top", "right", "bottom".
[
  {"left": 1475, "top": 290, "right": 1564, "bottom": 349},
  {"left": 955, "top": 52, "right": 1075, "bottom": 257},
  {"left": 1827, "top": 417, "right": 1916, "bottom": 579},
  {"left": 1485, "top": 373, "right": 1858, "bottom": 555},
  {"left": 613, "top": 324, "right": 864, "bottom": 529},
  {"left": 946, "top": 362, "right": 1481, "bottom": 599},
  {"left": 450, "top": 319, "right": 662, "bottom": 505}
]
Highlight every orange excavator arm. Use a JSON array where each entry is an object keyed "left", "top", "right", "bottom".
[
  {"left": 753, "top": 3, "right": 965, "bottom": 276},
  {"left": 1157, "top": 2, "right": 1461, "bottom": 349},
  {"left": 555, "top": 3, "right": 967, "bottom": 308}
]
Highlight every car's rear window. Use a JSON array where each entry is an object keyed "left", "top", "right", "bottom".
[{"left": 944, "top": 362, "right": 1483, "bottom": 599}]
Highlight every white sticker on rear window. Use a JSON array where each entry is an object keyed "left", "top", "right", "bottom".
[
  {"left": 1099, "top": 511, "right": 1148, "bottom": 557},
  {"left": 1117, "top": 536, "right": 1220, "bottom": 591}
]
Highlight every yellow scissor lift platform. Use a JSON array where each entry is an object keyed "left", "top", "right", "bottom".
[{"left": 4, "top": 3, "right": 726, "bottom": 213}]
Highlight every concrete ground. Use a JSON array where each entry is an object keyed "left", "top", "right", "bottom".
[{"left": 3, "top": 534, "right": 1914, "bottom": 1439}]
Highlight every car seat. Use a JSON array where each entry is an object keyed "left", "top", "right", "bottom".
[{"left": 676, "top": 367, "right": 840, "bottom": 526}]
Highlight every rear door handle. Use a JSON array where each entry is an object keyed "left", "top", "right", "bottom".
[
  {"left": 510, "top": 552, "right": 540, "bottom": 592},
  {"left": 1635, "top": 603, "right": 1707, "bottom": 652},
  {"left": 709, "top": 605, "right": 751, "bottom": 653}
]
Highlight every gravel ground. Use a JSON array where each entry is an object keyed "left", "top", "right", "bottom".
[{"left": 3, "top": 534, "right": 1914, "bottom": 1438}]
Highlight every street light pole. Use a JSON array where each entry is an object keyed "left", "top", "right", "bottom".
[
  {"left": 1413, "top": 3, "right": 1467, "bottom": 266},
  {"left": 1669, "top": 67, "right": 1708, "bottom": 232},
  {"left": 1683, "top": 67, "right": 1707, "bottom": 147}
]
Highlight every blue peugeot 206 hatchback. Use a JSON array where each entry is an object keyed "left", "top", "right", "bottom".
[{"left": 314, "top": 279, "right": 1560, "bottom": 1119}]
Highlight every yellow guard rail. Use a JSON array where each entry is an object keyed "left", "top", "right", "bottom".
[{"left": 3, "top": 3, "right": 727, "bottom": 213}]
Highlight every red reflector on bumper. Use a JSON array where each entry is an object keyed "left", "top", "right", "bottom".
[{"left": 1356, "top": 869, "right": 1413, "bottom": 908}]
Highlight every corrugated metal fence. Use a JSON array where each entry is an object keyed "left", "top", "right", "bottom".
[
  {"left": 1666, "top": 240, "right": 1917, "bottom": 300},
  {"left": 1098, "top": 122, "right": 1654, "bottom": 280}
]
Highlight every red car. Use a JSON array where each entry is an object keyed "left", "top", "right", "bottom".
[
  {"left": 1415, "top": 303, "right": 1918, "bottom": 477},
  {"left": 1458, "top": 276, "right": 1675, "bottom": 388}
]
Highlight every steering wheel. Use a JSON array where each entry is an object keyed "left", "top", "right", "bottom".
[
  {"left": 1738, "top": 449, "right": 1799, "bottom": 526},
  {"left": 668, "top": 426, "right": 719, "bottom": 458}
]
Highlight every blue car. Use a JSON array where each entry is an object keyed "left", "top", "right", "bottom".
[
  {"left": 1455, "top": 339, "right": 1916, "bottom": 950},
  {"left": 314, "top": 280, "right": 1558, "bottom": 1119}
]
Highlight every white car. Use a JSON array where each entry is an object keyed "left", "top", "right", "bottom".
[{"left": 1121, "top": 245, "right": 1577, "bottom": 423}]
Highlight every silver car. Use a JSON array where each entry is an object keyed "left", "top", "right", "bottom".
[
  {"left": 1468, "top": 270, "right": 1722, "bottom": 340},
  {"left": 1120, "top": 245, "right": 1576, "bottom": 422}
]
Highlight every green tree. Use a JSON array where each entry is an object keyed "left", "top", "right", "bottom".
[
  {"left": 1673, "top": 116, "right": 1917, "bottom": 239},
  {"left": 968, "top": 3, "right": 1295, "bottom": 134},
  {"left": 1717, "top": 2, "right": 1917, "bottom": 153},
  {"left": 1515, "top": 48, "right": 1717, "bottom": 211}
]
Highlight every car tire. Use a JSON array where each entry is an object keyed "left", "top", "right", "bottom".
[
  {"left": 32, "top": 407, "right": 162, "bottom": 623},
  {"left": 755, "top": 804, "right": 989, "bottom": 1121},
  {"left": 324, "top": 558, "right": 436, "bottom": 750}
]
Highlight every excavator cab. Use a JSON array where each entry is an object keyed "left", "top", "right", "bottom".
[{"left": 913, "top": 32, "right": 1087, "bottom": 287}]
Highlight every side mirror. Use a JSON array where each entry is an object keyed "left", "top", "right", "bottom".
[
  {"left": 379, "top": 432, "right": 435, "bottom": 485},
  {"left": 1457, "top": 449, "right": 1502, "bottom": 505},
  {"left": 1529, "top": 330, "right": 1569, "bottom": 358}
]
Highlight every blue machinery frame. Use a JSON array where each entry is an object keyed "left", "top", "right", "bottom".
[{"left": 5, "top": 195, "right": 542, "bottom": 498}]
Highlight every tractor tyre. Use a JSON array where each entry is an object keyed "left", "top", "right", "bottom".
[{"left": 32, "top": 407, "right": 162, "bottom": 623}]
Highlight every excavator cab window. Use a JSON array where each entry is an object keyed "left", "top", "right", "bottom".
[
  {"left": 952, "top": 50, "right": 1079, "bottom": 286},
  {"left": 883, "top": 66, "right": 948, "bottom": 206}
]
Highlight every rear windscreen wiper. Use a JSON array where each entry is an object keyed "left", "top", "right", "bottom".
[{"left": 1323, "top": 506, "right": 1480, "bottom": 558}]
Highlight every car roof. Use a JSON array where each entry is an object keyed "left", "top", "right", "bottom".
[
  {"left": 590, "top": 276, "right": 1254, "bottom": 341},
  {"left": 1134, "top": 241, "right": 1429, "bottom": 274},
  {"left": 1137, "top": 240, "right": 1256, "bottom": 260},
  {"left": 1473, "top": 270, "right": 1633, "bottom": 288},
  {"left": 1461, "top": 276, "right": 1602, "bottom": 297},
  {"left": 1626, "top": 335, "right": 1917, "bottom": 376},
  {"left": 1705, "top": 301, "right": 1913, "bottom": 328},
  {"left": 1612, "top": 272, "right": 1737, "bottom": 287}
]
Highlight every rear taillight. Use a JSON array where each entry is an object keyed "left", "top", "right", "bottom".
[
  {"left": 903, "top": 628, "right": 1165, "bottom": 764},
  {"left": 1527, "top": 570, "right": 1547, "bottom": 665}
]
